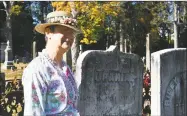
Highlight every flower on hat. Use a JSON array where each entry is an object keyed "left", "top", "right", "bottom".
[
  {"left": 46, "top": 16, "right": 77, "bottom": 26},
  {"left": 35, "top": 11, "right": 81, "bottom": 34},
  {"left": 62, "top": 18, "right": 77, "bottom": 26}
]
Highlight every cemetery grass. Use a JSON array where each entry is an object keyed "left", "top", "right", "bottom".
[{"left": 1, "top": 63, "right": 28, "bottom": 80}]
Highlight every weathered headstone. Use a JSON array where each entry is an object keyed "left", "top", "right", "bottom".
[
  {"left": 151, "top": 48, "right": 187, "bottom": 116},
  {"left": 76, "top": 45, "right": 144, "bottom": 116},
  {"left": 3, "top": 41, "right": 15, "bottom": 69}
]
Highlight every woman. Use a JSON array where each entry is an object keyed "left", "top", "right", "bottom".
[{"left": 22, "top": 11, "right": 81, "bottom": 116}]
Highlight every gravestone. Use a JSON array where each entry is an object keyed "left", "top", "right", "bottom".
[
  {"left": 76, "top": 45, "right": 144, "bottom": 116},
  {"left": 14, "top": 55, "right": 19, "bottom": 64},
  {"left": 151, "top": 48, "right": 187, "bottom": 116},
  {"left": 22, "top": 57, "right": 27, "bottom": 64},
  {"left": 3, "top": 41, "right": 15, "bottom": 69},
  {"left": 15, "top": 59, "right": 19, "bottom": 64}
]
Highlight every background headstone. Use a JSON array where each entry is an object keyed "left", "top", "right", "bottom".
[
  {"left": 15, "top": 59, "right": 19, "bottom": 64},
  {"left": 151, "top": 48, "right": 187, "bottom": 116},
  {"left": 3, "top": 41, "right": 15, "bottom": 69},
  {"left": 76, "top": 45, "right": 144, "bottom": 116},
  {"left": 22, "top": 57, "right": 27, "bottom": 64}
]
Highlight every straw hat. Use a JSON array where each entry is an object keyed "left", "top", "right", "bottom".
[{"left": 35, "top": 11, "right": 80, "bottom": 34}]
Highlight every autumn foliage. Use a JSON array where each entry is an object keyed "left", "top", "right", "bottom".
[{"left": 51, "top": 1, "right": 120, "bottom": 44}]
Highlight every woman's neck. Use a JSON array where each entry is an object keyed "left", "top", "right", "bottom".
[{"left": 45, "top": 45, "right": 65, "bottom": 67}]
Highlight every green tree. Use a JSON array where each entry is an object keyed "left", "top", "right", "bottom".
[
  {"left": 51, "top": 1, "right": 120, "bottom": 44},
  {"left": 10, "top": 2, "right": 33, "bottom": 57},
  {"left": 119, "top": 2, "right": 173, "bottom": 56},
  {"left": 175, "top": 2, "right": 187, "bottom": 48},
  {"left": 10, "top": 1, "right": 52, "bottom": 57},
  {"left": 0, "top": 2, "right": 7, "bottom": 42}
]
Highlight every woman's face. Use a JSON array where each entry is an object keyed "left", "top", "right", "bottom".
[{"left": 46, "top": 26, "right": 75, "bottom": 52}]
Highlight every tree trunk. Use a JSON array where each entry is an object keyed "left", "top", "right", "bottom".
[
  {"left": 79, "top": 44, "right": 83, "bottom": 55},
  {"left": 183, "top": 5, "right": 186, "bottom": 23},
  {"left": 71, "top": 37, "right": 79, "bottom": 73},
  {"left": 129, "top": 39, "right": 132, "bottom": 54},
  {"left": 106, "top": 35, "right": 109, "bottom": 49},
  {"left": 69, "top": 2, "right": 80, "bottom": 73},
  {"left": 174, "top": 2, "right": 178, "bottom": 48},
  {"left": 3, "top": 1, "right": 13, "bottom": 60},
  {"left": 146, "top": 33, "right": 151, "bottom": 71},
  {"left": 115, "top": 19, "right": 120, "bottom": 50},
  {"left": 119, "top": 22, "right": 124, "bottom": 52},
  {"left": 32, "top": 41, "right": 37, "bottom": 59},
  {"left": 124, "top": 39, "right": 127, "bottom": 53}
]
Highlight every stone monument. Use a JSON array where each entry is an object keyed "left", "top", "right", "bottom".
[
  {"left": 3, "top": 41, "right": 15, "bottom": 69},
  {"left": 151, "top": 48, "right": 187, "bottom": 116},
  {"left": 76, "top": 45, "right": 144, "bottom": 116}
]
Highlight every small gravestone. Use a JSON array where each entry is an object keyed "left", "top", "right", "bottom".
[
  {"left": 14, "top": 55, "right": 18, "bottom": 60},
  {"left": 14, "top": 56, "right": 19, "bottom": 64},
  {"left": 76, "top": 45, "right": 144, "bottom": 116},
  {"left": 151, "top": 48, "right": 187, "bottom": 116},
  {"left": 11, "top": 67, "right": 16, "bottom": 71},
  {"left": 16, "top": 59, "right": 19, "bottom": 64},
  {"left": 22, "top": 57, "right": 27, "bottom": 64},
  {"left": 3, "top": 41, "right": 15, "bottom": 69}
]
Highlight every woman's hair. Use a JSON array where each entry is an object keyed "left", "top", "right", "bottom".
[
  {"left": 45, "top": 25, "right": 56, "bottom": 33},
  {"left": 44, "top": 25, "right": 56, "bottom": 42}
]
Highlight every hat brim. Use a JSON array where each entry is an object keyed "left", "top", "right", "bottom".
[{"left": 35, "top": 23, "right": 81, "bottom": 34}]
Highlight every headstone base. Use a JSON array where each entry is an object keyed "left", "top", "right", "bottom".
[{"left": 3, "top": 61, "right": 15, "bottom": 70}]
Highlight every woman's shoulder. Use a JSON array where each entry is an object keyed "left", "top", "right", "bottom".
[
  {"left": 22, "top": 56, "right": 50, "bottom": 84},
  {"left": 23, "top": 55, "right": 47, "bottom": 74}
]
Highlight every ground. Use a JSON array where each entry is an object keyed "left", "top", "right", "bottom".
[{"left": 1, "top": 63, "right": 28, "bottom": 80}]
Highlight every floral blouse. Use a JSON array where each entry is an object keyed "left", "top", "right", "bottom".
[{"left": 22, "top": 49, "right": 80, "bottom": 116}]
